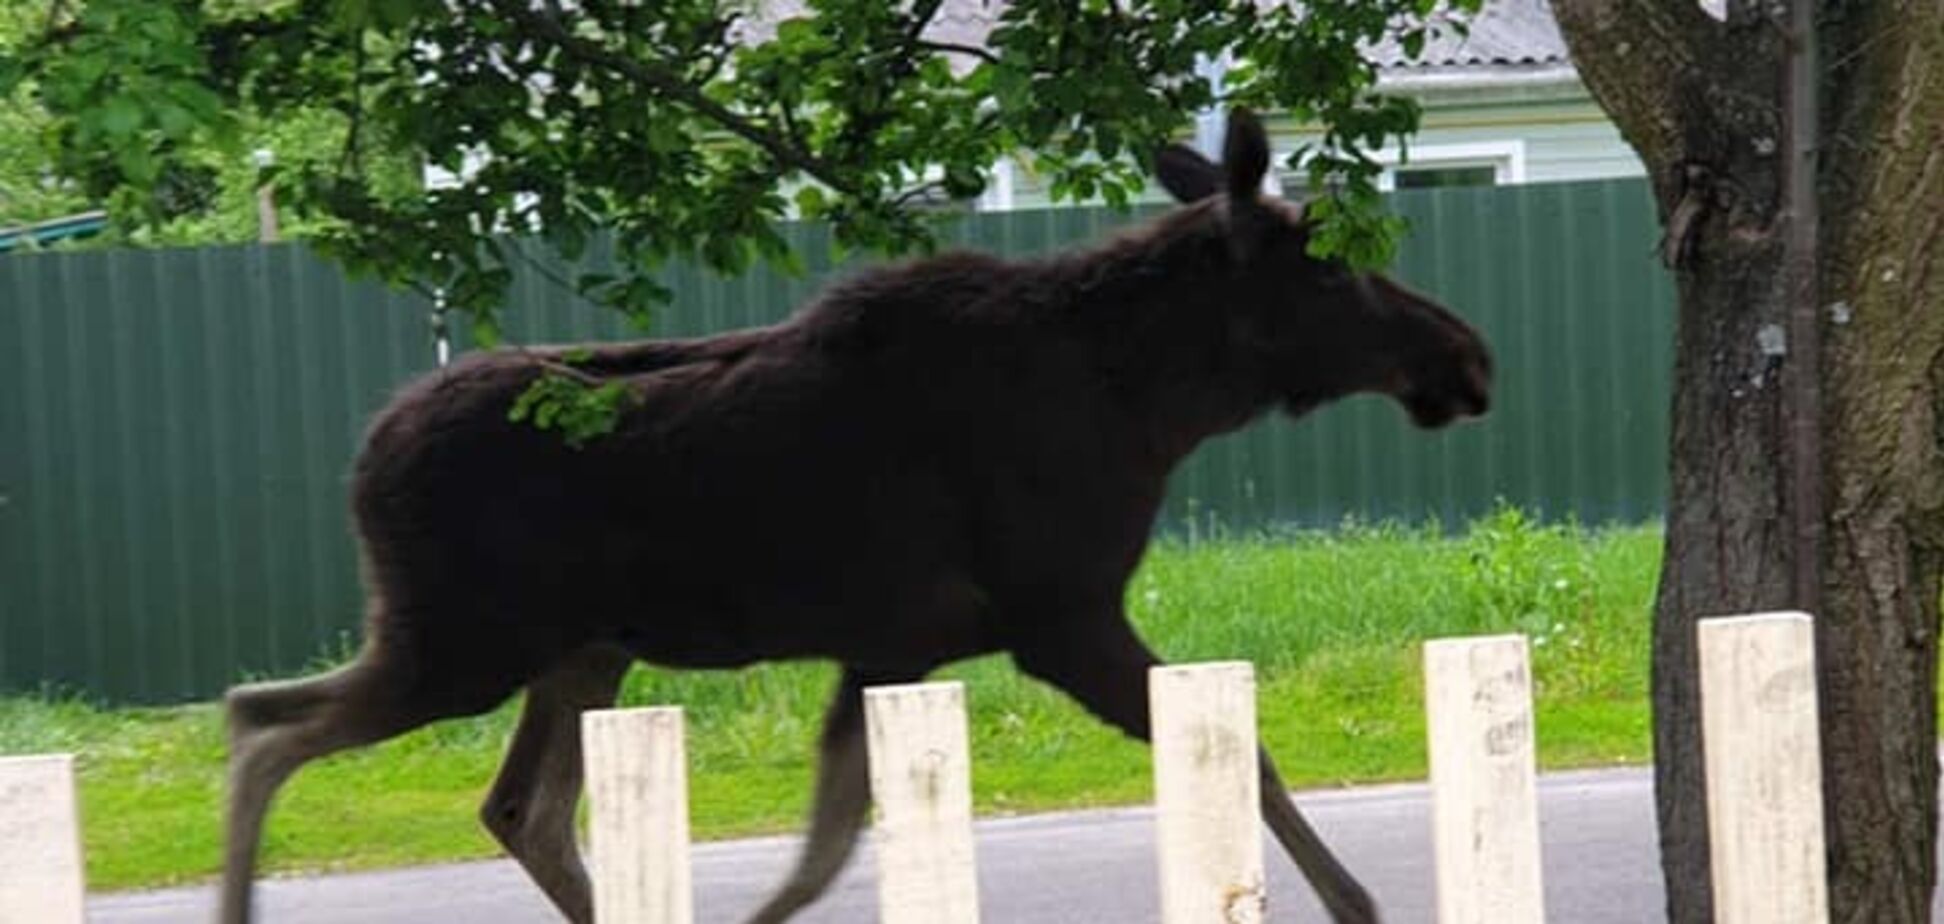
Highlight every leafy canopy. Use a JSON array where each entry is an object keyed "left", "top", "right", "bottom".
[{"left": 4, "top": 0, "right": 1477, "bottom": 441}]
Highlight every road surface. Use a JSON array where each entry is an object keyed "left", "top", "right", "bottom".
[{"left": 95, "top": 769, "right": 1663, "bottom": 923}]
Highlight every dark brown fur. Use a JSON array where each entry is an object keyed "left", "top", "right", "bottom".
[{"left": 217, "top": 112, "right": 1491, "bottom": 924}]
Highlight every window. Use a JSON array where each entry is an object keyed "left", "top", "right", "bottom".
[
  {"left": 1271, "top": 140, "right": 1527, "bottom": 198},
  {"left": 1375, "top": 141, "right": 1526, "bottom": 192},
  {"left": 1393, "top": 165, "right": 1499, "bottom": 189}
]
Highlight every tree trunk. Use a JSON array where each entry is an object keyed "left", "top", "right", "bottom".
[
  {"left": 1551, "top": 2, "right": 1944, "bottom": 921},
  {"left": 1653, "top": 231, "right": 1797, "bottom": 924},
  {"left": 1814, "top": 7, "right": 1944, "bottom": 911}
]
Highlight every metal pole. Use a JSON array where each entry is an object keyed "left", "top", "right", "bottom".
[
  {"left": 1781, "top": 0, "right": 1823, "bottom": 617},
  {"left": 431, "top": 289, "right": 451, "bottom": 367},
  {"left": 1192, "top": 52, "right": 1230, "bottom": 159},
  {"left": 251, "top": 149, "right": 280, "bottom": 243}
]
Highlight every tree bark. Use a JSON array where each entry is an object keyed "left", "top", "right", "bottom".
[
  {"left": 1815, "top": 5, "right": 1944, "bottom": 916},
  {"left": 1654, "top": 230, "right": 1796, "bottom": 924},
  {"left": 1551, "top": 1, "right": 1944, "bottom": 921}
]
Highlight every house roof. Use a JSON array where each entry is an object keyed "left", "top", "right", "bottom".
[
  {"left": 730, "top": 0, "right": 1000, "bottom": 56},
  {"left": 736, "top": 1, "right": 1572, "bottom": 77},
  {"left": 1365, "top": 0, "right": 1570, "bottom": 72}
]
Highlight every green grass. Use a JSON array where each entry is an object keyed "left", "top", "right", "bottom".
[{"left": 0, "top": 508, "right": 1661, "bottom": 892}]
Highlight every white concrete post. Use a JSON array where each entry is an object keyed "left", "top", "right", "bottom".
[
  {"left": 1423, "top": 635, "right": 1544, "bottom": 924},
  {"left": 0, "top": 753, "right": 85, "bottom": 923},
  {"left": 1699, "top": 612, "right": 1828, "bottom": 924},
  {"left": 582, "top": 707, "right": 692, "bottom": 924},
  {"left": 864, "top": 680, "right": 980, "bottom": 924},
  {"left": 1149, "top": 661, "right": 1265, "bottom": 924}
]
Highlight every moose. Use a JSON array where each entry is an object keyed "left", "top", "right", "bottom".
[{"left": 217, "top": 111, "right": 1490, "bottom": 924}]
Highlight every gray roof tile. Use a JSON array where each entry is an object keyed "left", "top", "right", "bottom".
[
  {"left": 734, "top": 1, "right": 1571, "bottom": 73},
  {"left": 1366, "top": 0, "right": 1570, "bottom": 69}
]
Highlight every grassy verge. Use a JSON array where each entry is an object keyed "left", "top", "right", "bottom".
[{"left": 0, "top": 509, "right": 1660, "bottom": 892}]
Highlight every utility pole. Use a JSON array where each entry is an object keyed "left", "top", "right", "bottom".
[
  {"left": 252, "top": 149, "right": 280, "bottom": 243},
  {"left": 1781, "top": 0, "right": 1823, "bottom": 618},
  {"left": 1191, "top": 52, "right": 1230, "bottom": 160}
]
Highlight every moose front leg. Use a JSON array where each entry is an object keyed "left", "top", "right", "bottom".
[
  {"left": 1012, "top": 616, "right": 1380, "bottom": 924},
  {"left": 480, "top": 645, "right": 632, "bottom": 924}
]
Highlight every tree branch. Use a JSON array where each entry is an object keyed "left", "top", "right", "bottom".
[
  {"left": 511, "top": 343, "right": 610, "bottom": 386},
  {"left": 836, "top": 0, "right": 951, "bottom": 151},
  {"left": 890, "top": 179, "right": 949, "bottom": 207},
  {"left": 905, "top": 0, "right": 948, "bottom": 44},
  {"left": 915, "top": 40, "right": 999, "bottom": 64},
  {"left": 480, "top": 0, "right": 858, "bottom": 195},
  {"left": 1547, "top": 0, "right": 1730, "bottom": 173},
  {"left": 1551, "top": 0, "right": 1789, "bottom": 269},
  {"left": 337, "top": 34, "right": 368, "bottom": 177},
  {"left": 777, "top": 102, "right": 811, "bottom": 157}
]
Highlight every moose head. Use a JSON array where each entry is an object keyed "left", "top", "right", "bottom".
[{"left": 1153, "top": 110, "right": 1493, "bottom": 429}]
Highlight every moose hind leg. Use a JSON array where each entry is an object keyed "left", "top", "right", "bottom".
[
  {"left": 1013, "top": 618, "right": 1379, "bottom": 924},
  {"left": 745, "top": 667, "right": 916, "bottom": 924},
  {"left": 1259, "top": 748, "right": 1379, "bottom": 923},
  {"left": 218, "top": 652, "right": 456, "bottom": 924},
  {"left": 480, "top": 645, "right": 631, "bottom": 924}
]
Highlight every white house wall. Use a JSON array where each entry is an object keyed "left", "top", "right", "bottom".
[
  {"left": 1351, "top": 100, "right": 1645, "bottom": 184},
  {"left": 1003, "top": 96, "right": 1643, "bottom": 211}
]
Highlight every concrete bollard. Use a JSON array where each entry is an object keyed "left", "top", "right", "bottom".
[
  {"left": 1423, "top": 634, "right": 1545, "bottom": 924},
  {"left": 1149, "top": 661, "right": 1265, "bottom": 924},
  {"left": 864, "top": 680, "right": 980, "bottom": 924},
  {"left": 0, "top": 753, "right": 86, "bottom": 923},
  {"left": 1698, "top": 612, "right": 1828, "bottom": 924},
  {"left": 582, "top": 707, "right": 692, "bottom": 924}
]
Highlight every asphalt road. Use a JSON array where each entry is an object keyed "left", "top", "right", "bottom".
[{"left": 94, "top": 769, "right": 1665, "bottom": 923}]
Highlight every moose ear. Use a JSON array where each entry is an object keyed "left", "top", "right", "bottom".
[
  {"left": 1222, "top": 108, "right": 1270, "bottom": 200},
  {"left": 1155, "top": 143, "right": 1221, "bottom": 203}
]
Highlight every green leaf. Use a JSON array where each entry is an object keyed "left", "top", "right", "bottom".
[
  {"left": 471, "top": 315, "right": 502, "bottom": 349},
  {"left": 775, "top": 17, "right": 819, "bottom": 51},
  {"left": 507, "top": 372, "right": 629, "bottom": 448},
  {"left": 1401, "top": 30, "right": 1426, "bottom": 60},
  {"left": 98, "top": 96, "right": 144, "bottom": 136},
  {"left": 793, "top": 185, "right": 828, "bottom": 218}
]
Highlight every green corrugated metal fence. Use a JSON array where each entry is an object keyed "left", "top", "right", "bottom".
[
  {"left": 1, "top": 248, "right": 432, "bottom": 702},
  {"left": 0, "top": 178, "right": 1673, "bottom": 703}
]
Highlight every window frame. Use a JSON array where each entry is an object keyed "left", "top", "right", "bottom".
[{"left": 1371, "top": 140, "right": 1528, "bottom": 191}]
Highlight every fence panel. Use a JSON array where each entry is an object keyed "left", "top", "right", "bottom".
[
  {"left": 0, "top": 246, "right": 433, "bottom": 702},
  {"left": 0, "top": 179, "right": 1674, "bottom": 702}
]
